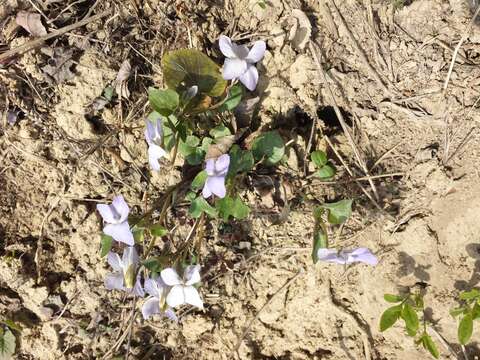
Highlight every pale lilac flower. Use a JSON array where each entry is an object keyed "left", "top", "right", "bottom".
[
  {"left": 96, "top": 195, "right": 134, "bottom": 246},
  {"left": 160, "top": 265, "right": 203, "bottom": 309},
  {"left": 202, "top": 154, "right": 230, "bottom": 199},
  {"left": 317, "top": 247, "right": 378, "bottom": 266},
  {"left": 142, "top": 276, "right": 177, "bottom": 321},
  {"left": 105, "top": 247, "right": 144, "bottom": 297},
  {"left": 219, "top": 35, "right": 266, "bottom": 91},
  {"left": 145, "top": 115, "right": 167, "bottom": 172}
]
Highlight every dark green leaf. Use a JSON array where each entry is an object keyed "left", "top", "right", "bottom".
[
  {"left": 380, "top": 305, "right": 402, "bottom": 332},
  {"left": 251, "top": 130, "right": 285, "bottom": 166},
  {"left": 384, "top": 294, "right": 404, "bottom": 303},
  {"left": 421, "top": 334, "right": 439, "bottom": 359},
  {"left": 228, "top": 145, "right": 254, "bottom": 176},
  {"left": 216, "top": 196, "right": 250, "bottom": 221},
  {"left": 460, "top": 289, "right": 480, "bottom": 300},
  {"left": 311, "top": 226, "right": 328, "bottom": 264},
  {"left": 162, "top": 49, "right": 227, "bottom": 97},
  {"left": 148, "top": 88, "right": 179, "bottom": 116},
  {"left": 315, "top": 165, "right": 336, "bottom": 179},
  {"left": 401, "top": 303, "right": 419, "bottom": 336},
  {"left": 218, "top": 84, "right": 243, "bottom": 111},
  {"left": 209, "top": 124, "right": 231, "bottom": 139},
  {"left": 100, "top": 234, "right": 113, "bottom": 257},
  {"left": 189, "top": 197, "right": 217, "bottom": 218},
  {"left": 0, "top": 328, "right": 15, "bottom": 359},
  {"left": 143, "top": 258, "right": 162, "bottom": 274},
  {"left": 321, "top": 199, "right": 353, "bottom": 224},
  {"left": 191, "top": 170, "right": 208, "bottom": 191},
  {"left": 185, "top": 148, "right": 205, "bottom": 165},
  {"left": 150, "top": 224, "right": 168, "bottom": 237},
  {"left": 311, "top": 150, "right": 328, "bottom": 167},
  {"left": 458, "top": 313, "right": 473, "bottom": 344}
]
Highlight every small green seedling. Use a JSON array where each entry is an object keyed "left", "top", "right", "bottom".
[{"left": 450, "top": 289, "right": 480, "bottom": 345}]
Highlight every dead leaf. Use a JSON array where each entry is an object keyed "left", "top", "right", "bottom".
[
  {"left": 288, "top": 9, "right": 311, "bottom": 51},
  {"left": 16, "top": 11, "right": 47, "bottom": 37},
  {"left": 206, "top": 135, "right": 235, "bottom": 159},
  {"left": 40, "top": 47, "right": 75, "bottom": 84},
  {"left": 114, "top": 60, "right": 131, "bottom": 99}
]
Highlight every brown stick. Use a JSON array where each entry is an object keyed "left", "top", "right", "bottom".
[{"left": 0, "top": 9, "right": 112, "bottom": 62}]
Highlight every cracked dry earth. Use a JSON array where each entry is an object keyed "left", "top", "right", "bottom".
[{"left": 1, "top": 0, "right": 480, "bottom": 359}]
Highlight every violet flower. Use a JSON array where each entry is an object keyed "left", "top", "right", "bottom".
[
  {"left": 96, "top": 195, "right": 134, "bottom": 246},
  {"left": 142, "top": 276, "right": 177, "bottom": 321},
  {"left": 145, "top": 115, "right": 167, "bottom": 172},
  {"left": 219, "top": 35, "right": 266, "bottom": 91},
  {"left": 160, "top": 265, "right": 203, "bottom": 309},
  {"left": 317, "top": 247, "right": 378, "bottom": 266},
  {"left": 202, "top": 154, "right": 230, "bottom": 199},
  {"left": 105, "top": 247, "right": 144, "bottom": 297}
]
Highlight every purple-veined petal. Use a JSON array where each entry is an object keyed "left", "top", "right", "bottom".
[
  {"left": 184, "top": 286, "right": 203, "bottom": 309},
  {"left": 219, "top": 35, "right": 236, "bottom": 58},
  {"left": 112, "top": 195, "right": 130, "bottom": 222},
  {"left": 317, "top": 248, "right": 346, "bottom": 264},
  {"left": 161, "top": 268, "right": 183, "bottom": 286},
  {"left": 347, "top": 248, "right": 378, "bottom": 266},
  {"left": 215, "top": 154, "right": 230, "bottom": 174},
  {"left": 246, "top": 40, "right": 266, "bottom": 63},
  {"left": 122, "top": 246, "right": 139, "bottom": 268},
  {"left": 104, "top": 222, "right": 134, "bottom": 246},
  {"left": 105, "top": 273, "right": 124, "bottom": 290},
  {"left": 96, "top": 204, "right": 116, "bottom": 223},
  {"left": 233, "top": 44, "right": 249, "bottom": 59},
  {"left": 222, "top": 58, "right": 248, "bottom": 80},
  {"left": 166, "top": 285, "right": 185, "bottom": 308},
  {"left": 205, "top": 158, "right": 216, "bottom": 176},
  {"left": 205, "top": 176, "right": 226, "bottom": 198},
  {"left": 142, "top": 297, "right": 160, "bottom": 319},
  {"left": 184, "top": 265, "right": 201, "bottom": 286},
  {"left": 164, "top": 308, "right": 178, "bottom": 322},
  {"left": 145, "top": 120, "right": 155, "bottom": 144},
  {"left": 202, "top": 181, "right": 213, "bottom": 199},
  {"left": 107, "top": 252, "right": 123, "bottom": 272},
  {"left": 133, "top": 275, "right": 145, "bottom": 297},
  {"left": 148, "top": 144, "right": 167, "bottom": 171},
  {"left": 239, "top": 65, "right": 259, "bottom": 91},
  {"left": 144, "top": 277, "right": 160, "bottom": 297}
]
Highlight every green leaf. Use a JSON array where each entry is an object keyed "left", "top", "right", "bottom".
[
  {"left": 460, "top": 289, "right": 480, "bottom": 300},
  {"left": 401, "top": 303, "right": 419, "bottom": 336},
  {"left": 228, "top": 145, "right": 254, "bottom": 176},
  {"left": 185, "top": 191, "right": 197, "bottom": 201},
  {"left": 311, "top": 150, "right": 328, "bottom": 167},
  {"left": 216, "top": 196, "right": 250, "bottom": 221},
  {"left": 150, "top": 224, "right": 168, "bottom": 237},
  {"left": 143, "top": 258, "right": 162, "bottom": 276},
  {"left": 218, "top": 84, "right": 243, "bottom": 111},
  {"left": 380, "top": 305, "right": 402, "bottom": 332},
  {"left": 450, "top": 307, "right": 466, "bottom": 317},
  {"left": 162, "top": 49, "right": 227, "bottom": 97},
  {"left": 0, "top": 328, "right": 15, "bottom": 360},
  {"left": 311, "top": 226, "right": 328, "bottom": 264},
  {"left": 421, "top": 334, "right": 439, "bottom": 359},
  {"left": 100, "top": 234, "right": 113, "bottom": 257},
  {"left": 185, "top": 148, "right": 205, "bottom": 165},
  {"left": 103, "top": 86, "right": 114, "bottom": 101},
  {"left": 191, "top": 170, "right": 208, "bottom": 191},
  {"left": 315, "top": 165, "right": 336, "bottom": 179},
  {"left": 384, "top": 294, "right": 404, "bottom": 303},
  {"left": 458, "top": 313, "right": 473, "bottom": 345},
  {"left": 209, "top": 124, "right": 231, "bottom": 139},
  {"left": 132, "top": 227, "right": 145, "bottom": 243},
  {"left": 320, "top": 199, "right": 353, "bottom": 225},
  {"left": 148, "top": 88, "right": 179, "bottom": 116},
  {"left": 2, "top": 320, "right": 21, "bottom": 333},
  {"left": 189, "top": 197, "right": 217, "bottom": 218},
  {"left": 251, "top": 130, "right": 285, "bottom": 166},
  {"left": 472, "top": 302, "right": 480, "bottom": 320}
]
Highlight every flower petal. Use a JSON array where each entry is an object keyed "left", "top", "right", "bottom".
[
  {"left": 122, "top": 246, "right": 139, "bottom": 268},
  {"left": 205, "top": 158, "right": 216, "bottom": 176},
  {"left": 142, "top": 297, "right": 160, "bottom": 319},
  {"left": 164, "top": 308, "right": 178, "bottom": 322},
  {"left": 239, "top": 65, "right": 259, "bottom": 91},
  {"left": 206, "top": 176, "right": 226, "bottom": 198},
  {"left": 144, "top": 277, "right": 160, "bottom": 297},
  {"left": 317, "top": 248, "right": 346, "bottom": 264},
  {"left": 112, "top": 195, "right": 129, "bottom": 222},
  {"left": 222, "top": 58, "right": 247, "bottom": 80},
  {"left": 104, "top": 222, "right": 134, "bottom": 246},
  {"left": 246, "top": 40, "right": 266, "bottom": 63},
  {"left": 184, "top": 286, "right": 203, "bottom": 309},
  {"left": 219, "top": 35, "right": 236, "bottom": 58},
  {"left": 144, "top": 120, "right": 155, "bottom": 145},
  {"left": 347, "top": 248, "right": 378, "bottom": 266},
  {"left": 133, "top": 275, "right": 145, "bottom": 297},
  {"left": 215, "top": 154, "right": 230, "bottom": 175},
  {"left": 161, "top": 268, "right": 183, "bottom": 286},
  {"left": 166, "top": 285, "right": 185, "bottom": 308},
  {"left": 96, "top": 204, "right": 116, "bottom": 223},
  {"left": 184, "top": 265, "right": 201, "bottom": 286},
  {"left": 107, "top": 252, "right": 123, "bottom": 272},
  {"left": 105, "top": 273, "right": 124, "bottom": 290},
  {"left": 202, "top": 181, "right": 212, "bottom": 199},
  {"left": 148, "top": 144, "right": 167, "bottom": 172}
]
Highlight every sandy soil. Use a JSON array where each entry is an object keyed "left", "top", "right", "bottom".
[{"left": 1, "top": 0, "right": 480, "bottom": 359}]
